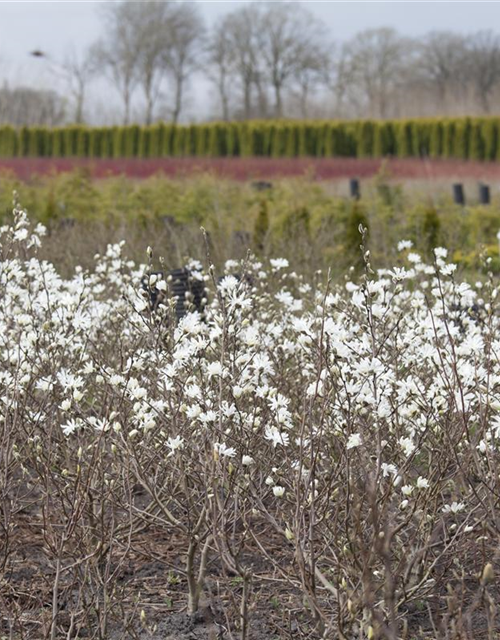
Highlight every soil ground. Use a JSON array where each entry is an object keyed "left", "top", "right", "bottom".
[{"left": 4, "top": 507, "right": 500, "bottom": 639}]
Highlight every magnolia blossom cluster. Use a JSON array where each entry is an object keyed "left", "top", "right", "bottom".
[
  {"left": 1, "top": 212, "right": 497, "bottom": 516},
  {"left": 1, "top": 207, "right": 499, "bottom": 633}
]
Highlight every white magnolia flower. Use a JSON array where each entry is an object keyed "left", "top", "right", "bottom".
[
  {"left": 440, "top": 263, "right": 457, "bottom": 276},
  {"left": 416, "top": 477, "right": 429, "bottom": 489},
  {"left": 265, "top": 426, "right": 290, "bottom": 448},
  {"left": 167, "top": 436, "right": 184, "bottom": 456},
  {"left": 207, "top": 362, "right": 223, "bottom": 379},
  {"left": 13, "top": 228, "right": 29, "bottom": 242},
  {"left": 214, "top": 442, "right": 236, "bottom": 458},
  {"left": 442, "top": 502, "right": 465, "bottom": 515},
  {"left": 397, "top": 240, "right": 413, "bottom": 252},
  {"left": 88, "top": 417, "right": 110, "bottom": 432},
  {"left": 131, "top": 386, "right": 147, "bottom": 400},
  {"left": 273, "top": 485, "right": 285, "bottom": 497},
  {"left": 477, "top": 440, "right": 488, "bottom": 453},
  {"left": 346, "top": 433, "right": 361, "bottom": 450},
  {"left": 399, "top": 437, "right": 415, "bottom": 457},
  {"left": 381, "top": 463, "right": 398, "bottom": 477},
  {"left": 270, "top": 258, "right": 289, "bottom": 270},
  {"left": 35, "top": 379, "right": 52, "bottom": 392},
  {"left": 388, "top": 267, "right": 412, "bottom": 282},
  {"left": 61, "top": 419, "right": 80, "bottom": 436},
  {"left": 434, "top": 247, "right": 448, "bottom": 259},
  {"left": 186, "top": 404, "right": 202, "bottom": 419}
]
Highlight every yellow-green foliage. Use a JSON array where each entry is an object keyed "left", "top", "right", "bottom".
[
  {"left": 0, "top": 170, "right": 499, "bottom": 276},
  {"left": 0, "top": 117, "right": 499, "bottom": 159},
  {"left": 253, "top": 199, "right": 270, "bottom": 251}
]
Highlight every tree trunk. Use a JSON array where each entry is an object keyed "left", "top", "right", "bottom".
[
  {"left": 172, "top": 75, "right": 183, "bottom": 125},
  {"left": 243, "top": 80, "right": 252, "bottom": 119},
  {"left": 300, "top": 82, "right": 309, "bottom": 119},
  {"left": 144, "top": 71, "right": 154, "bottom": 125},
  {"left": 479, "top": 88, "right": 491, "bottom": 114},
  {"left": 274, "top": 80, "right": 282, "bottom": 118},
  {"left": 379, "top": 91, "right": 387, "bottom": 119},
  {"left": 218, "top": 73, "right": 229, "bottom": 121},
  {"left": 145, "top": 94, "right": 153, "bottom": 125},
  {"left": 222, "top": 92, "right": 229, "bottom": 121},
  {"left": 123, "top": 87, "right": 130, "bottom": 126},
  {"left": 255, "top": 76, "right": 267, "bottom": 118},
  {"left": 75, "top": 92, "right": 84, "bottom": 124}
]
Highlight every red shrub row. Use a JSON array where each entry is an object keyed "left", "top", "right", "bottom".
[{"left": 0, "top": 157, "right": 499, "bottom": 181}]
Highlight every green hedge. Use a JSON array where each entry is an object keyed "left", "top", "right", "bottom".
[{"left": 0, "top": 118, "right": 499, "bottom": 159}]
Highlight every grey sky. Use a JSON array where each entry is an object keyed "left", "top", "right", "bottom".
[{"left": 1, "top": 1, "right": 499, "bottom": 121}]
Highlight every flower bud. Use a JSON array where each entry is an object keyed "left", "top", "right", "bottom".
[{"left": 481, "top": 563, "right": 494, "bottom": 585}]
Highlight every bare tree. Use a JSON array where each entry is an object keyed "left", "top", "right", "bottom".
[
  {"left": 327, "top": 44, "right": 355, "bottom": 117},
  {"left": 223, "top": 4, "right": 263, "bottom": 119},
  {"left": 163, "top": 3, "right": 205, "bottom": 125},
  {"left": 258, "top": 2, "right": 329, "bottom": 118},
  {"left": 62, "top": 47, "right": 97, "bottom": 123},
  {"left": 134, "top": 1, "right": 172, "bottom": 125},
  {"left": 343, "top": 28, "right": 413, "bottom": 118},
  {"left": 28, "top": 48, "right": 95, "bottom": 123},
  {"left": 92, "top": 2, "right": 142, "bottom": 125},
  {"left": 468, "top": 30, "right": 500, "bottom": 113},
  {"left": 293, "top": 42, "right": 331, "bottom": 118},
  {"left": 0, "top": 85, "right": 66, "bottom": 126},
  {"left": 417, "top": 32, "right": 470, "bottom": 107},
  {"left": 206, "top": 21, "right": 234, "bottom": 121}
]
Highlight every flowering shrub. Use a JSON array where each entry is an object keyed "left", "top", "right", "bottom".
[{"left": 1, "top": 204, "right": 499, "bottom": 639}]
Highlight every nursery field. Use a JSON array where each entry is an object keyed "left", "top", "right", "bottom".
[
  {"left": 2, "top": 172, "right": 500, "bottom": 639},
  {"left": 0, "top": 168, "right": 499, "bottom": 278}
]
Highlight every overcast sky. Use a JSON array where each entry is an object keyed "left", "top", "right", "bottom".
[{"left": 1, "top": 1, "right": 499, "bottom": 121}]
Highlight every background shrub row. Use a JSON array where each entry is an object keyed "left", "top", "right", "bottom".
[{"left": 0, "top": 118, "right": 500, "bottom": 160}]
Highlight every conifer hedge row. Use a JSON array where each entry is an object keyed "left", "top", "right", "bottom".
[{"left": 0, "top": 118, "right": 499, "bottom": 160}]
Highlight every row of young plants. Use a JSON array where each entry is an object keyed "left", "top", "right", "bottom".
[
  {"left": 1, "top": 205, "right": 500, "bottom": 638},
  {"left": 0, "top": 117, "right": 499, "bottom": 159},
  {"left": 0, "top": 170, "right": 498, "bottom": 278}
]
